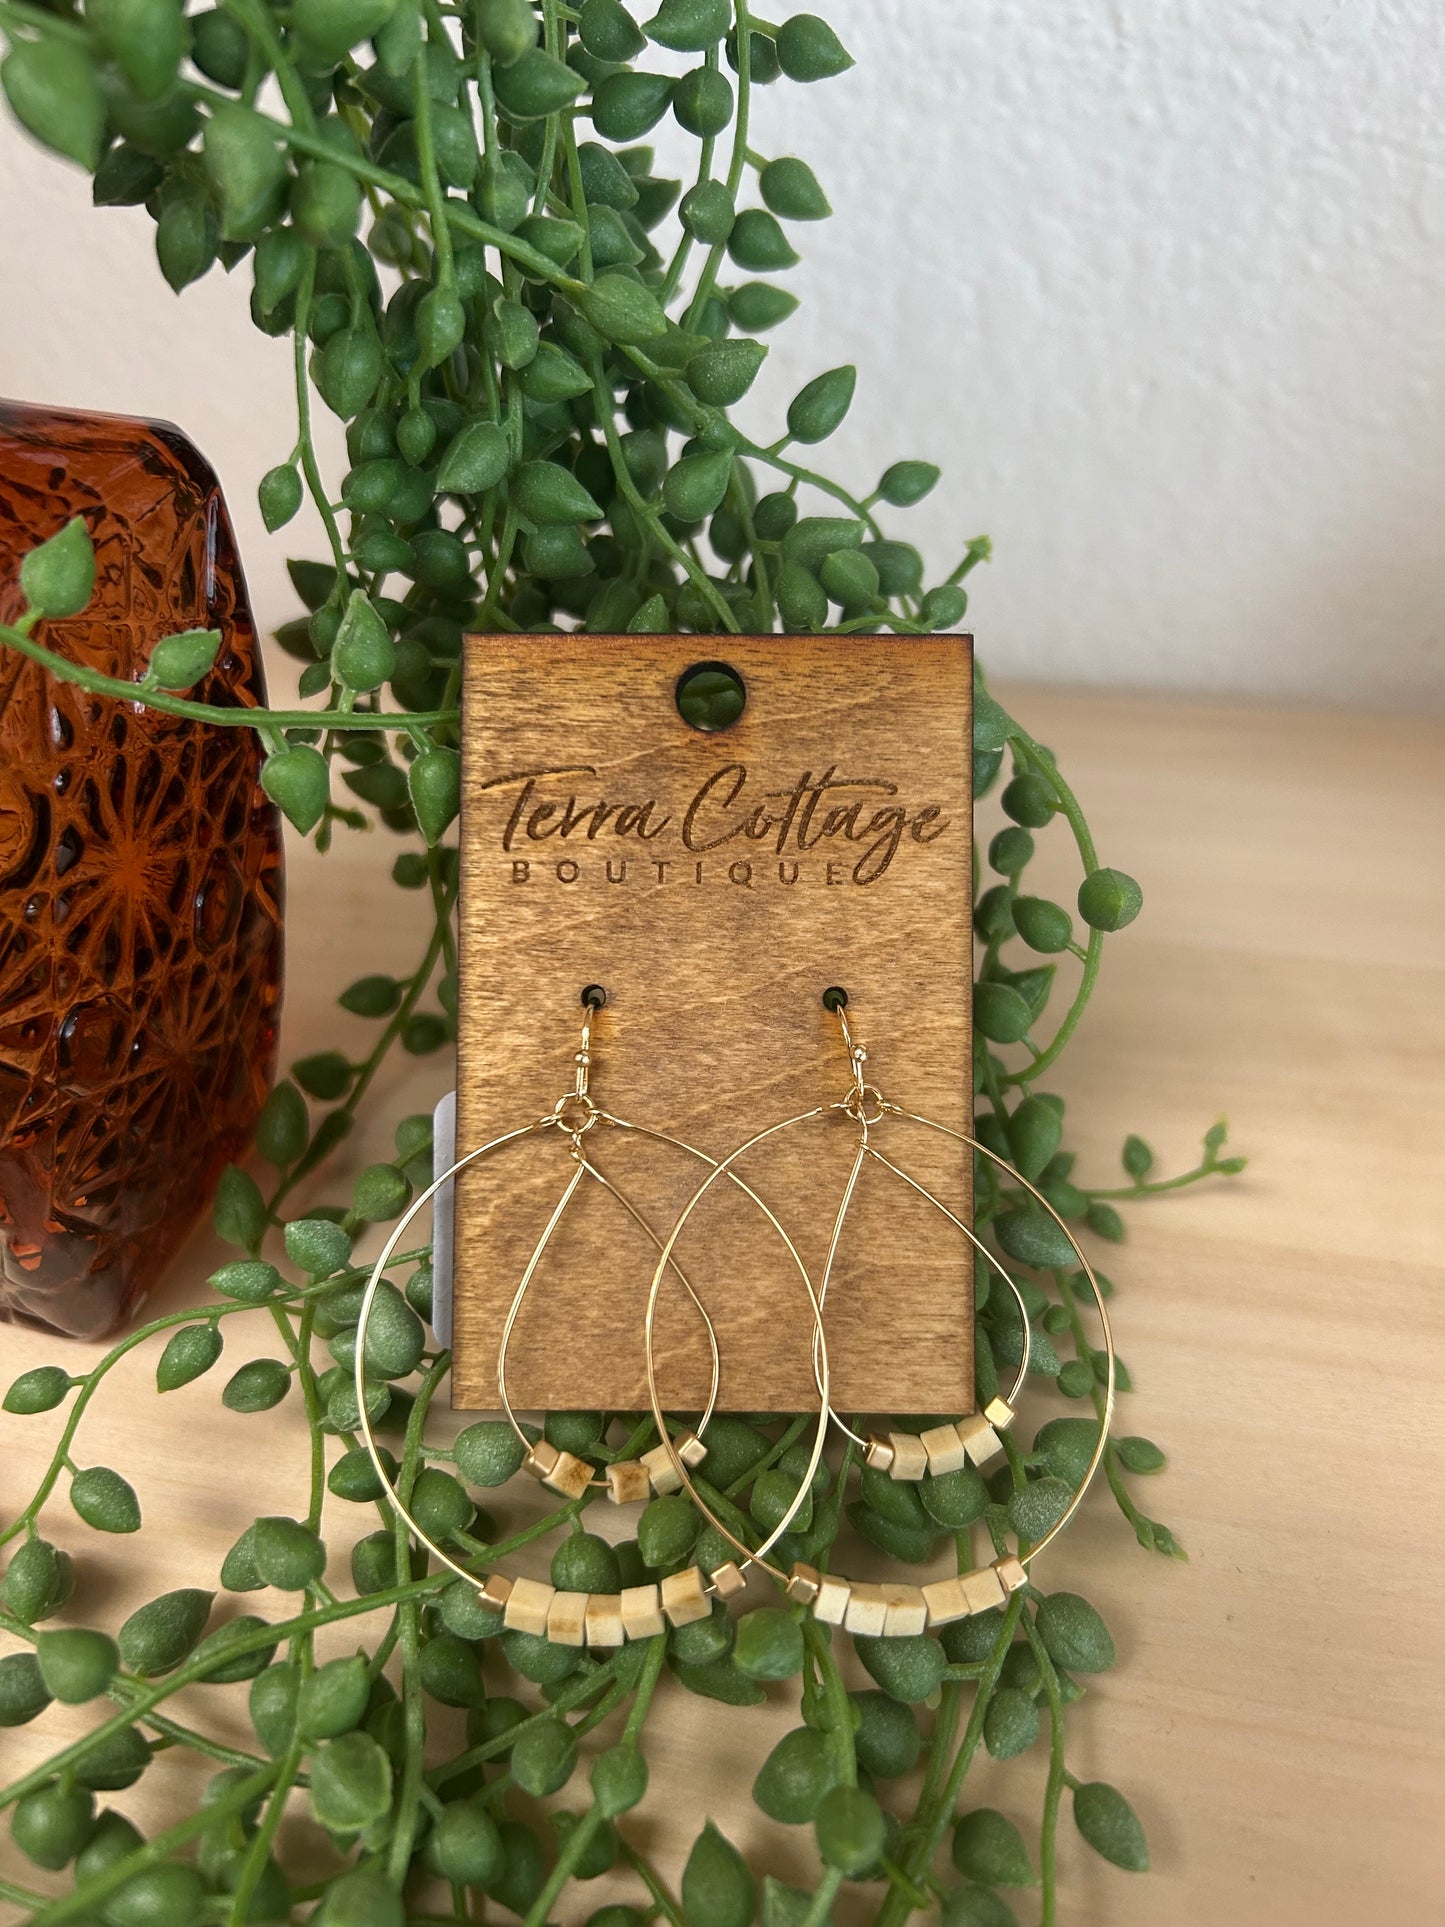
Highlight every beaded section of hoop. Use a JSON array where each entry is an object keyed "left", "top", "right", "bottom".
[
  {"left": 522, "top": 1440, "right": 593, "bottom": 1500},
  {"left": 864, "top": 1400, "right": 1016, "bottom": 1481},
  {"left": 619, "top": 1431, "right": 709, "bottom": 1501},
  {"left": 802, "top": 1556, "right": 1027, "bottom": 1634},
  {"left": 467, "top": 1553, "right": 1024, "bottom": 1646}
]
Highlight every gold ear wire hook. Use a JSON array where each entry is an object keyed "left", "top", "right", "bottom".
[
  {"left": 551, "top": 994, "right": 601, "bottom": 1139},
  {"left": 830, "top": 993, "right": 888, "bottom": 1127}
]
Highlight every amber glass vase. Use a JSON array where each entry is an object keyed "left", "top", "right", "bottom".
[{"left": 0, "top": 402, "right": 283, "bottom": 1340}]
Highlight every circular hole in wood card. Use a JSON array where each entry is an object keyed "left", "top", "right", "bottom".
[{"left": 675, "top": 660, "right": 746, "bottom": 732}]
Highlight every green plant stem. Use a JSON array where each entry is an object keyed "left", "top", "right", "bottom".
[
  {"left": 683, "top": 0, "right": 751, "bottom": 331},
  {"left": 0, "top": 1875, "right": 45, "bottom": 1912},
  {"left": 799, "top": 1869, "right": 846, "bottom": 1927},
  {"left": 290, "top": 251, "right": 350, "bottom": 580},
  {"left": 0, "top": 618, "right": 454, "bottom": 731},
  {"left": 1024, "top": 1615, "right": 1068, "bottom": 1927},
  {"left": 523, "top": 1807, "right": 605, "bottom": 1926},
  {"left": 1087, "top": 1157, "right": 1231, "bottom": 1199},
  {"left": 227, "top": 1733, "right": 303, "bottom": 1927},
  {"left": 617, "top": 1842, "right": 685, "bottom": 1926},
  {"left": 802, "top": 1618, "right": 857, "bottom": 1787},
  {"left": 0, "top": 1579, "right": 444, "bottom": 1812},
  {"left": 998, "top": 732, "right": 1104, "bottom": 1086},
  {"left": 412, "top": 54, "right": 455, "bottom": 284},
  {"left": 388, "top": 1355, "right": 451, "bottom": 1881},
  {"left": 873, "top": 1592, "right": 1025, "bottom": 1927}
]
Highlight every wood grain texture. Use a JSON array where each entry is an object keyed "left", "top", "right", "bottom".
[
  {"left": 451, "top": 633, "right": 975, "bottom": 1413},
  {"left": 4, "top": 689, "right": 1443, "bottom": 1926}
]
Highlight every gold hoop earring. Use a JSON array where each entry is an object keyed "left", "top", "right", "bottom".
[
  {"left": 352, "top": 990, "right": 824, "bottom": 1648},
  {"left": 642, "top": 990, "right": 1115, "bottom": 1637}
]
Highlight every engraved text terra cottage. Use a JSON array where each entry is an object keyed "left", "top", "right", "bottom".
[{"left": 477, "top": 763, "right": 952, "bottom": 888}]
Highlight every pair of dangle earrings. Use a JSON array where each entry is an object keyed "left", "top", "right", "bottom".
[{"left": 355, "top": 986, "right": 1114, "bottom": 1648}]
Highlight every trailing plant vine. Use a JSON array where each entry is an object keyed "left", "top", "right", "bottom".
[{"left": 0, "top": 2, "right": 1244, "bottom": 1922}]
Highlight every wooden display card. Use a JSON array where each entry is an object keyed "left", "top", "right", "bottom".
[{"left": 452, "top": 633, "right": 974, "bottom": 1414}]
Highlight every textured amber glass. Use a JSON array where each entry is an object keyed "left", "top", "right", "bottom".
[{"left": 0, "top": 401, "right": 283, "bottom": 1340}]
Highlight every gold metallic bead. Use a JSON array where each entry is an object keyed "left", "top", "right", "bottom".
[
  {"left": 709, "top": 1561, "right": 747, "bottom": 1599},
  {"left": 785, "top": 1562, "right": 821, "bottom": 1606},
  {"left": 478, "top": 1572, "right": 514, "bottom": 1612},
  {"left": 677, "top": 1431, "right": 708, "bottom": 1469},
  {"left": 523, "top": 1440, "right": 560, "bottom": 1481},
  {"left": 864, "top": 1434, "right": 896, "bottom": 1473},
  {"left": 993, "top": 1553, "right": 1029, "bottom": 1595},
  {"left": 984, "top": 1396, "right": 1015, "bottom": 1431}
]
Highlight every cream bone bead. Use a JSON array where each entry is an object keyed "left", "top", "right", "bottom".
[
  {"left": 502, "top": 1575, "right": 555, "bottom": 1636},
  {"left": 885, "top": 1432, "right": 929, "bottom": 1482},
  {"left": 795, "top": 1560, "right": 1026, "bottom": 1635},
  {"left": 880, "top": 1583, "right": 929, "bottom": 1637},
  {"left": 523, "top": 1440, "right": 593, "bottom": 1500},
  {"left": 620, "top": 1584, "right": 666, "bottom": 1640},
  {"left": 605, "top": 1460, "right": 652, "bottom": 1505},
  {"left": 585, "top": 1594, "right": 626, "bottom": 1647},
  {"left": 660, "top": 1565, "right": 710, "bottom": 1627},
  {"left": 638, "top": 1431, "right": 707, "bottom": 1496},
  {"left": 545, "top": 1591, "right": 589, "bottom": 1647},
  {"left": 866, "top": 1401, "right": 1017, "bottom": 1483},
  {"left": 842, "top": 1582, "right": 889, "bottom": 1637}
]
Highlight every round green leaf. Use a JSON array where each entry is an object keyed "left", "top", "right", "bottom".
[
  {"left": 0, "top": 1652, "right": 51, "bottom": 1727},
  {"left": 1078, "top": 867, "right": 1143, "bottom": 931},
  {"left": 984, "top": 1684, "right": 1040, "bottom": 1759},
  {"left": 952, "top": 1807, "right": 1035, "bottom": 1887},
  {"left": 1073, "top": 1780, "right": 1149, "bottom": 1870},
  {"left": 19, "top": 515, "right": 95, "bottom": 617},
  {"left": 251, "top": 1515, "right": 327, "bottom": 1591},
  {"left": 71, "top": 1465, "right": 141, "bottom": 1534},
  {"left": 752, "top": 1725, "right": 836, "bottom": 1824},
  {"left": 2, "top": 42, "right": 104, "bottom": 171},
  {"left": 776, "top": 12, "right": 854, "bottom": 81},
  {"left": 309, "top": 1730, "right": 394, "bottom": 1830},
  {"left": 155, "top": 1323, "right": 223, "bottom": 1392},
  {"left": 1035, "top": 1591, "right": 1115, "bottom": 1672},
  {"left": 36, "top": 1627, "right": 118, "bottom": 1704},
  {"left": 118, "top": 1589, "right": 214, "bottom": 1676},
  {"left": 3, "top": 1366, "right": 71, "bottom": 1415},
  {"left": 681, "top": 1820, "right": 755, "bottom": 1927}
]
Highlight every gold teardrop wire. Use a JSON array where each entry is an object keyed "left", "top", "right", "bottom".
[
  {"left": 809, "top": 1120, "right": 1034, "bottom": 1452},
  {"left": 494, "top": 1119, "right": 726, "bottom": 1478},
  {"left": 645, "top": 999, "right": 1116, "bottom": 1584},
  {"left": 644, "top": 1107, "right": 836, "bottom": 1588},
  {"left": 353, "top": 1002, "right": 737, "bottom": 1589}
]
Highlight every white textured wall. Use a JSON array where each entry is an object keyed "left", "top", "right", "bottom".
[{"left": 2, "top": 0, "right": 1443, "bottom": 706}]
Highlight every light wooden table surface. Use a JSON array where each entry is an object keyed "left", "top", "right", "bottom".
[{"left": 3, "top": 685, "right": 1443, "bottom": 1925}]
